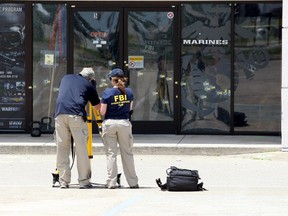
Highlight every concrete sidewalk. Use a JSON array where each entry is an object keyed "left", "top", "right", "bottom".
[
  {"left": 0, "top": 134, "right": 286, "bottom": 216},
  {"left": 0, "top": 134, "right": 282, "bottom": 155},
  {"left": 0, "top": 152, "right": 288, "bottom": 216}
]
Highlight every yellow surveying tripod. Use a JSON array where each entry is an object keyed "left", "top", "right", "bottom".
[
  {"left": 52, "top": 103, "right": 102, "bottom": 187},
  {"left": 86, "top": 103, "right": 103, "bottom": 158}
]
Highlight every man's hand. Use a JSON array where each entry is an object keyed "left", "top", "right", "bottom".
[{"left": 93, "top": 103, "right": 101, "bottom": 110}]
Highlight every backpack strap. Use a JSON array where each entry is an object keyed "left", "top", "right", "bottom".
[
  {"left": 156, "top": 178, "right": 167, "bottom": 190},
  {"left": 197, "top": 182, "right": 207, "bottom": 191}
]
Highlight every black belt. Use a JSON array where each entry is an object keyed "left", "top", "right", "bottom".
[{"left": 105, "top": 118, "right": 128, "bottom": 120}]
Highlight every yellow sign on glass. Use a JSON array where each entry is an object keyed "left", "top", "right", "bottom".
[
  {"left": 128, "top": 55, "right": 144, "bottom": 69},
  {"left": 44, "top": 54, "right": 54, "bottom": 66}
]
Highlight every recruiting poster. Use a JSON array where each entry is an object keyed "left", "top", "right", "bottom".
[{"left": 0, "top": 4, "right": 26, "bottom": 130}]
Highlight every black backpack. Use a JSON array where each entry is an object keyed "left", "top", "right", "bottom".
[{"left": 156, "top": 166, "right": 206, "bottom": 191}]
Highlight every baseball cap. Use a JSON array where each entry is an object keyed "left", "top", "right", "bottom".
[
  {"left": 109, "top": 68, "right": 124, "bottom": 78},
  {"left": 79, "top": 67, "right": 95, "bottom": 79}
]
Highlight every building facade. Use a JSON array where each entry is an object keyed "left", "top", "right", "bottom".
[{"left": 0, "top": 1, "right": 283, "bottom": 135}]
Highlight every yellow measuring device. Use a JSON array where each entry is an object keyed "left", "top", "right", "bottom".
[{"left": 86, "top": 102, "right": 103, "bottom": 159}]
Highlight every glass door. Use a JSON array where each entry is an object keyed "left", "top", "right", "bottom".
[
  {"left": 72, "top": 9, "right": 122, "bottom": 92},
  {"left": 125, "top": 9, "right": 176, "bottom": 133},
  {"left": 71, "top": 6, "right": 177, "bottom": 134}
]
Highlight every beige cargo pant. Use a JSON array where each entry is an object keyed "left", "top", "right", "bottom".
[
  {"left": 55, "top": 114, "right": 91, "bottom": 187},
  {"left": 102, "top": 119, "right": 138, "bottom": 188}
]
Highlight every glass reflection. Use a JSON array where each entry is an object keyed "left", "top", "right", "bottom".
[
  {"left": 181, "top": 4, "right": 231, "bottom": 133},
  {"left": 234, "top": 3, "right": 281, "bottom": 132},
  {"left": 127, "top": 11, "right": 174, "bottom": 121},
  {"left": 73, "top": 11, "right": 120, "bottom": 97},
  {"left": 32, "top": 4, "right": 67, "bottom": 132}
]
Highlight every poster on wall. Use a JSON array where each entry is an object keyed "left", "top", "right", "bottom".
[{"left": 0, "top": 3, "right": 26, "bottom": 130}]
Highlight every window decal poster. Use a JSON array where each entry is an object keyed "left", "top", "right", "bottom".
[
  {"left": 128, "top": 56, "right": 144, "bottom": 69},
  {"left": 0, "top": 4, "right": 25, "bottom": 130}
]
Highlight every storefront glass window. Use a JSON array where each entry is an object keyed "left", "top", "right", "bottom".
[
  {"left": 234, "top": 3, "right": 282, "bottom": 132},
  {"left": 181, "top": 4, "right": 231, "bottom": 133},
  {"left": 32, "top": 4, "right": 67, "bottom": 132},
  {"left": 0, "top": 3, "right": 26, "bottom": 131},
  {"left": 128, "top": 11, "right": 174, "bottom": 121},
  {"left": 73, "top": 11, "right": 120, "bottom": 96}
]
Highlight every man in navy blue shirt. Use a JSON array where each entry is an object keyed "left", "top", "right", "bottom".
[{"left": 54, "top": 67, "right": 100, "bottom": 189}]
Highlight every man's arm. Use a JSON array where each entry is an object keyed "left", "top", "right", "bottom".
[{"left": 89, "top": 78, "right": 101, "bottom": 110}]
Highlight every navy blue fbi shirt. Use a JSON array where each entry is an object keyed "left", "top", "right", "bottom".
[
  {"left": 101, "top": 87, "right": 133, "bottom": 120},
  {"left": 54, "top": 74, "right": 100, "bottom": 119}
]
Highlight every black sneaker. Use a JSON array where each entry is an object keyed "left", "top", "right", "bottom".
[{"left": 79, "top": 183, "right": 93, "bottom": 189}]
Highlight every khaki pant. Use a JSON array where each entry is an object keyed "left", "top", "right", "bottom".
[
  {"left": 102, "top": 119, "right": 138, "bottom": 187},
  {"left": 55, "top": 115, "right": 91, "bottom": 187}
]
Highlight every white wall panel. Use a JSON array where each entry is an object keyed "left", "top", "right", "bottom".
[
  {"left": 282, "top": 29, "right": 288, "bottom": 88},
  {"left": 283, "top": 0, "right": 288, "bottom": 27},
  {"left": 282, "top": 88, "right": 288, "bottom": 150},
  {"left": 282, "top": 21, "right": 288, "bottom": 149},
  {"left": 282, "top": 0, "right": 288, "bottom": 149}
]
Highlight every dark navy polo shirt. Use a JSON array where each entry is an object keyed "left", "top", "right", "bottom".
[
  {"left": 101, "top": 87, "right": 133, "bottom": 120},
  {"left": 54, "top": 74, "right": 100, "bottom": 118}
]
